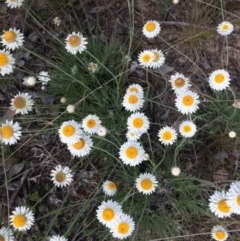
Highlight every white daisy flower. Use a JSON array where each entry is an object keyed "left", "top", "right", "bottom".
[
  {"left": 209, "top": 190, "right": 232, "bottom": 218},
  {"left": 10, "top": 206, "right": 34, "bottom": 231},
  {"left": 37, "top": 71, "right": 51, "bottom": 85},
  {"left": 66, "top": 104, "right": 75, "bottom": 113},
  {"left": 149, "top": 49, "right": 165, "bottom": 69},
  {"left": 50, "top": 165, "right": 73, "bottom": 188},
  {"left": 211, "top": 225, "right": 228, "bottom": 241},
  {"left": 126, "top": 130, "right": 141, "bottom": 141},
  {"left": 0, "top": 49, "right": 15, "bottom": 76},
  {"left": 23, "top": 76, "right": 37, "bottom": 87},
  {"left": 217, "top": 21, "right": 234, "bottom": 36},
  {"left": 0, "top": 226, "right": 14, "bottom": 241},
  {"left": 102, "top": 180, "right": 117, "bottom": 196},
  {"left": 158, "top": 126, "right": 177, "bottom": 145},
  {"left": 169, "top": 72, "right": 190, "bottom": 94},
  {"left": 96, "top": 200, "right": 123, "bottom": 227},
  {"left": 97, "top": 126, "right": 107, "bottom": 137},
  {"left": 82, "top": 114, "right": 102, "bottom": 134},
  {"left": 142, "top": 20, "right": 161, "bottom": 38},
  {"left": 58, "top": 120, "right": 83, "bottom": 144},
  {"left": 0, "top": 120, "right": 22, "bottom": 145},
  {"left": 175, "top": 90, "right": 200, "bottom": 114},
  {"left": 5, "top": 0, "right": 24, "bottom": 8},
  {"left": 138, "top": 50, "right": 154, "bottom": 68},
  {"left": 126, "top": 84, "right": 144, "bottom": 97},
  {"left": 60, "top": 97, "right": 67, "bottom": 103},
  {"left": 49, "top": 235, "right": 67, "bottom": 241},
  {"left": 127, "top": 112, "right": 150, "bottom": 135},
  {"left": 229, "top": 131, "right": 236, "bottom": 138},
  {"left": 88, "top": 62, "right": 98, "bottom": 73},
  {"left": 122, "top": 92, "right": 144, "bottom": 112},
  {"left": 65, "top": 32, "right": 87, "bottom": 55},
  {"left": 208, "top": 69, "right": 231, "bottom": 91},
  {"left": 179, "top": 120, "right": 197, "bottom": 138},
  {"left": 135, "top": 172, "right": 158, "bottom": 195},
  {"left": 226, "top": 181, "right": 240, "bottom": 214},
  {"left": 119, "top": 141, "right": 145, "bottom": 166},
  {"left": 1, "top": 28, "right": 24, "bottom": 50},
  {"left": 67, "top": 134, "right": 93, "bottom": 157},
  {"left": 109, "top": 214, "right": 135, "bottom": 240},
  {"left": 10, "top": 92, "right": 34, "bottom": 115},
  {"left": 171, "top": 166, "right": 181, "bottom": 176}
]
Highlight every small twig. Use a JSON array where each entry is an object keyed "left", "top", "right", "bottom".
[{"left": 159, "top": 21, "right": 208, "bottom": 29}]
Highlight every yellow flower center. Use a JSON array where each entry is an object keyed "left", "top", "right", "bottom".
[
  {"left": 55, "top": 171, "right": 66, "bottom": 183},
  {"left": 117, "top": 222, "right": 129, "bottom": 234},
  {"left": 237, "top": 195, "right": 240, "bottom": 206},
  {"left": 222, "top": 24, "right": 229, "bottom": 31},
  {"left": 129, "top": 87, "right": 138, "bottom": 93},
  {"left": 69, "top": 35, "right": 81, "bottom": 47},
  {"left": 4, "top": 30, "right": 17, "bottom": 43},
  {"left": 102, "top": 208, "right": 114, "bottom": 221},
  {"left": 128, "top": 95, "right": 138, "bottom": 104},
  {"left": 91, "top": 63, "right": 97, "bottom": 70},
  {"left": 133, "top": 117, "right": 143, "bottom": 128},
  {"left": 0, "top": 53, "right": 8, "bottom": 67},
  {"left": 182, "top": 95, "right": 194, "bottom": 106},
  {"left": 13, "top": 214, "right": 27, "bottom": 228},
  {"left": 13, "top": 96, "right": 26, "bottom": 109},
  {"left": 215, "top": 74, "right": 225, "bottom": 83},
  {"left": 126, "top": 146, "right": 138, "bottom": 159},
  {"left": 162, "top": 131, "right": 172, "bottom": 141},
  {"left": 218, "top": 199, "right": 231, "bottom": 213},
  {"left": 73, "top": 138, "right": 85, "bottom": 150},
  {"left": 142, "top": 54, "right": 151, "bottom": 63},
  {"left": 183, "top": 125, "right": 191, "bottom": 133},
  {"left": 140, "top": 178, "right": 152, "bottom": 190},
  {"left": 1, "top": 125, "right": 13, "bottom": 139},
  {"left": 146, "top": 22, "right": 156, "bottom": 32},
  {"left": 108, "top": 182, "right": 116, "bottom": 190},
  {"left": 215, "top": 231, "right": 225, "bottom": 240},
  {"left": 63, "top": 125, "right": 75, "bottom": 137},
  {"left": 86, "top": 119, "right": 96, "bottom": 128},
  {"left": 153, "top": 52, "right": 160, "bottom": 62},
  {"left": 174, "top": 78, "right": 185, "bottom": 88}
]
